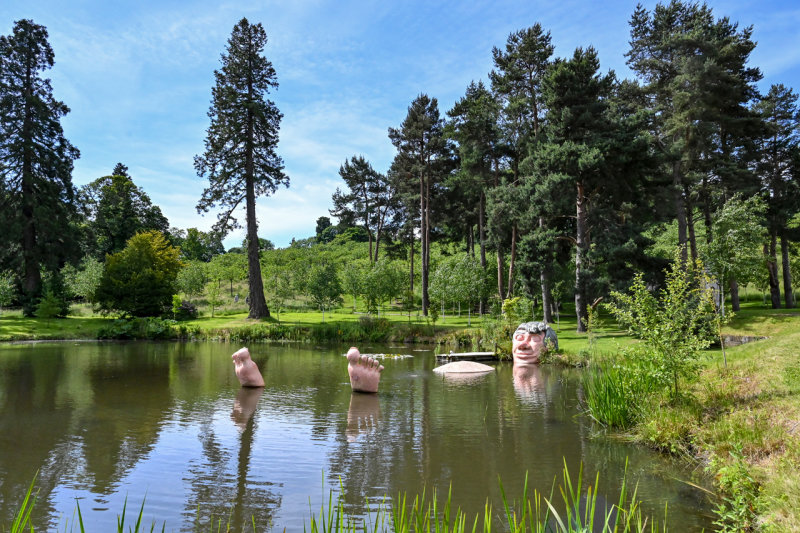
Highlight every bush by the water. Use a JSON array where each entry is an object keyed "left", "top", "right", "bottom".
[{"left": 97, "top": 317, "right": 200, "bottom": 340}]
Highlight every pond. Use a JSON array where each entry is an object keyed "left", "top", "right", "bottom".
[{"left": 0, "top": 342, "right": 715, "bottom": 531}]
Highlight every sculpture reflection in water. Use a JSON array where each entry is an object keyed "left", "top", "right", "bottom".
[
  {"left": 345, "top": 393, "right": 381, "bottom": 443},
  {"left": 217, "top": 348, "right": 278, "bottom": 531}
]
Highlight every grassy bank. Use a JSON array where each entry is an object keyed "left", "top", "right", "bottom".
[{"left": 595, "top": 303, "right": 800, "bottom": 531}]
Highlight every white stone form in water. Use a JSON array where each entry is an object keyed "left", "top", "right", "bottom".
[{"left": 432, "top": 361, "right": 495, "bottom": 374}]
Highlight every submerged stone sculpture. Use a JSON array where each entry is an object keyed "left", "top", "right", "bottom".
[
  {"left": 347, "top": 347, "right": 384, "bottom": 393},
  {"left": 232, "top": 347, "right": 265, "bottom": 387},
  {"left": 511, "top": 321, "right": 558, "bottom": 365},
  {"left": 432, "top": 361, "right": 495, "bottom": 374}
]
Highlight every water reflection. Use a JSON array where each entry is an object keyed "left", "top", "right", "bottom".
[
  {"left": 346, "top": 393, "right": 380, "bottom": 443},
  {"left": 0, "top": 342, "right": 715, "bottom": 531}
]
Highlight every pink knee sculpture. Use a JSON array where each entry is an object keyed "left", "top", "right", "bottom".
[{"left": 232, "top": 347, "right": 265, "bottom": 387}]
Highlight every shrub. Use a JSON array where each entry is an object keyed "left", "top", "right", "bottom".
[
  {"left": 95, "top": 231, "right": 184, "bottom": 317},
  {"left": 174, "top": 299, "right": 198, "bottom": 321},
  {"left": 605, "top": 249, "right": 717, "bottom": 401}
]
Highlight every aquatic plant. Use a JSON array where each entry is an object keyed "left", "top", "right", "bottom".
[{"left": 7, "top": 462, "right": 665, "bottom": 532}]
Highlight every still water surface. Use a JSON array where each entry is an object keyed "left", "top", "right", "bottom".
[{"left": 0, "top": 342, "right": 715, "bottom": 531}]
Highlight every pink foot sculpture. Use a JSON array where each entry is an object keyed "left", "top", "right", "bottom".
[
  {"left": 347, "top": 347, "right": 384, "bottom": 393},
  {"left": 232, "top": 347, "right": 265, "bottom": 387}
]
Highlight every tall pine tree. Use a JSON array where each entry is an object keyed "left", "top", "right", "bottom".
[
  {"left": 535, "top": 47, "right": 615, "bottom": 332},
  {"left": 0, "top": 20, "right": 80, "bottom": 315},
  {"left": 195, "top": 18, "right": 288, "bottom": 319},
  {"left": 389, "top": 95, "right": 451, "bottom": 316},
  {"left": 489, "top": 24, "right": 554, "bottom": 315},
  {"left": 755, "top": 84, "right": 800, "bottom": 308}
]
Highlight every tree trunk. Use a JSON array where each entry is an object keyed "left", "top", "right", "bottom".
[
  {"left": 539, "top": 217, "right": 552, "bottom": 323},
  {"left": 21, "top": 63, "right": 41, "bottom": 315},
  {"left": 496, "top": 244, "right": 506, "bottom": 302},
  {"left": 245, "top": 175, "right": 269, "bottom": 319},
  {"left": 420, "top": 169, "right": 429, "bottom": 316},
  {"left": 479, "top": 191, "right": 487, "bottom": 314},
  {"left": 685, "top": 184, "right": 698, "bottom": 261},
  {"left": 244, "top": 90, "right": 269, "bottom": 318},
  {"left": 729, "top": 277, "right": 740, "bottom": 312},
  {"left": 673, "top": 160, "right": 688, "bottom": 263},
  {"left": 506, "top": 223, "right": 517, "bottom": 298},
  {"left": 409, "top": 236, "right": 414, "bottom": 297},
  {"left": 781, "top": 231, "right": 795, "bottom": 309},
  {"left": 575, "top": 181, "right": 588, "bottom": 332},
  {"left": 766, "top": 234, "right": 781, "bottom": 309}
]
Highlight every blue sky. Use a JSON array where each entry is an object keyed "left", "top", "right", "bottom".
[{"left": 2, "top": 0, "right": 799, "bottom": 249}]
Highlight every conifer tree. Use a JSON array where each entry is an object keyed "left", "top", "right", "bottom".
[
  {"left": 755, "top": 84, "right": 800, "bottom": 308},
  {"left": 535, "top": 47, "right": 615, "bottom": 331},
  {"left": 627, "top": 1, "right": 761, "bottom": 264},
  {"left": 389, "top": 95, "right": 451, "bottom": 315},
  {"left": 489, "top": 24, "right": 554, "bottom": 315},
  {"left": 195, "top": 18, "right": 288, "bottom": 319},
  {"left": 446, "top": 80, "right": 501, "bottom": 311},
  {"left": 330, "top": 156, "right": 396, "bottom": 263},
  {"left": 0, "top": 19, "right": 80, "bottom": 315}
]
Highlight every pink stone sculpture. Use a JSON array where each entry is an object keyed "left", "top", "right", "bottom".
[
  {"left": 232, "top": 347, "right": 265, "bottom": 387},
  {"left": 346, "top": 347, "right": 384, "bottom": 393},
  {"left": 432, "top": 361, "right": 495, "bottom": 374}
]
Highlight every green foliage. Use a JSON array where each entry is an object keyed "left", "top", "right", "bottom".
[
  {"left": 708, "top": 448, "right": 760, "bottom": 532},
  {"left": 307, "top": 262, "right": 343, "bottom": 319},
  {"left": 81, "top": 173, "right": 169, "bottom": 258},
  {"left": 430, "top": 254, "right": 488, "bottom": 313},
  {"left": 172, "top": 227, "right": 224, "bottom": 262},
  {"left": 209, "top": 252, "right": 247, "bottom": 297},
  {"left": 40, "top": 270, "right": 71, "bottom": 317},
  {"left": 0, "top": 271, "right": 17, "bottom": 313},
  {"left": 194, "top": 17, "right": 287, "bottom": 236},
  {"left": 9, "top": 463, "right": 663, "bottom": 532},
  {"left": 95, "top": 231, "right": 184, "bottom": 317},
  {"left": 61, "top": 256, "right": 103, "bottom": 303},
  {"left": 205, "top": 278, "right": 224, "bottom": 318},
  {"left": 702, "top": 195, "right": 767, "bottom": 295},
  {"left": 176, "top": 260, "right": 207, "bottom": 300},
  {"left": 0, "top": 20, "right": 81, "bottom": 310},
  {"left": 96, "top": 317, "right": 198, "bottom": 340},
  {"left": 582, "top": 352, "right": 661, "bottom": 429},
  {"left": 360, "top": 259, "right": 405, "bottom": 314},
  {"left": 605, "top": 249, "right": 717, "bottom": 400},
  {"left": 330, "top": 155, "right": 395, "bottom": 262},
  {"left": 501, "top": 296, "right": 532, "bottom": 325},
  {"left": 34, "top": 289, "right": 64, "bottom": 323},
  {"left": 9, "top": 472, "right": 37, "bottom": 533},
  {"left": 195, "top": 18, "right": 287, "bottom": 319}
]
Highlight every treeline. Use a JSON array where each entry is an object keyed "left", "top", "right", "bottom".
[
  {"left": 329, "top": 1, "right": 800, "bottom": 331},
  {"left": 2, "top": 2, "right": 799, "bottom": 328}
]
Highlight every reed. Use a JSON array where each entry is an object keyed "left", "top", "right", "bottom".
[{"left": 7, "top": 462, "right": 665, "bottom": 532}]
